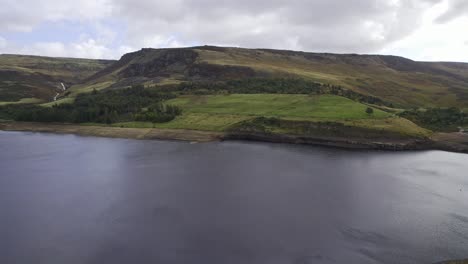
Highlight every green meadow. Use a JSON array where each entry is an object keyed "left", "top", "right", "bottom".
[
  {"left": 109, "top": 93, "right": 429, "bottom": 138},
  {"left": 166, "top": 94, "right": 391, "bottom": 120}
]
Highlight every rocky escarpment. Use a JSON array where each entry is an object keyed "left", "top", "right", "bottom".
[
  {"left": 86, "top": 47, "right": 262, "bottom": 89},
  {"left": 119, "top": 49, "right": 199, "bottom": 78}
]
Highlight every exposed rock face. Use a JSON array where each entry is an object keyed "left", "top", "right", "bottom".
[
  {"left": 116, "top": 48, "right": 257, "bottom": 81},
  {"left": 187, "top": 63, "right": 257, "bottom": 80},
  {"left": 119, "top": 49, "right": 199, "bottom": 78}
]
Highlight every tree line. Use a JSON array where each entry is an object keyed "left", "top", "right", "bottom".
[
  {"left": 158, "top": 78, "right": 393, "bottom": 107},
  {"left": 399, "top": 107, "right": 467, "bottom": 132},
  {"left": 0, "top": 85, "right": 182, "bottom": 124}
]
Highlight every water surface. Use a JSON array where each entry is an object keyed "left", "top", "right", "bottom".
[{"left": 0, "top": 131, "right": 467, "bottom": 264}]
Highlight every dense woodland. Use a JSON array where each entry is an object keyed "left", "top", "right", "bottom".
[
  {"left": 0, "top": 85, "right": 182, "bottom": 124},
  {"left": 399, "top": 107, "right": 467, "bottom": 132}
]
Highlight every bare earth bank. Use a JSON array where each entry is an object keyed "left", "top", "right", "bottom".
[{"left": 0, "top": 121, "right": 467, "bottom": 154}]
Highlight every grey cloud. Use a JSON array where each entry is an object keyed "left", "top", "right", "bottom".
[
  {"left": 112, "top": 0, "right": 442, "bottom": 53},
  {"left": 0, "top": 0, "right": 111, "bottom": 31},
  {"left": 2, "top": 0, "right": 462, "bottom": 58},
  {"left": 436, "top": 0, "right": 468, "bottom": 23}
]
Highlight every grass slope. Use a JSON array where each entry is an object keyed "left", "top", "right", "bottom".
[
  {"left": 73, "top": 46, "right": 468, "bottom": 108},
  {"left": 113, "top": 94, "right": 428, "bottom": 138},
  {"left": 0, "top": 54, "right": 114, "bottom": 102},
  {"left": 195, "top": 47, "right": 468, "bottom": 107},
  {"left": 0, "top": 97, "right": 44, "bottom": 106},
  {"left": 167, "top": 94, "right": 390, "bottom": 120}
]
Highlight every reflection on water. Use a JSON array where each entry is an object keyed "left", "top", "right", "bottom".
[{"left": 0, "top": 131, "right": 467, "bottom": 264}]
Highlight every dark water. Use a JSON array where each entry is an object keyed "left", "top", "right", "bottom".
[{"left": 0, "top": 132, "right": 467, "bottom": 264}]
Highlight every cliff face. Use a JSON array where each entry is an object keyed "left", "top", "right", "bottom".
[
  {"left": 90, "top": 48, "right": 258, "bottom": 82},
  {"left": 119, "top": 49, "right": 199, "bottom": 78}
]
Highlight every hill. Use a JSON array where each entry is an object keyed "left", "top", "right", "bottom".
[
  {"left": 1, "top": 46, "right": 467, "bottom": 152},
  {"left": 69, "top": 46, "right": 468, "bottom": 108},
  {"left": 0, "top": 54, "right": 114, "bottom": 104}
]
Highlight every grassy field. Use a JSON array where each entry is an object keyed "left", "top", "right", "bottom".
[
  {"left": 41, "top": 97, "right": 75, "bottom": 107},
  {"left": 110, "top": 94, "right": 392, "bottom": 131},
  {"left": 167, "top": 94, "right": 391, "bottom": 120},
  {"left": 146, "top": 94, "right": 425, "bottom": 137},
  {"left": 112, "top": 114, "right": 251, "bottom": 131},
  {"left": 1, "top": 92, "right": 426, "bottom": 138},
  {"left": 0, "top": 98, "right": 44, "bottom": 106}
]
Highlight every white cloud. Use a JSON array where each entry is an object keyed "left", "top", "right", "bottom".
[
  {"left": 0, "top": 0, "right": 112, "bottom": 32},
  {"left": 113, "top": 0, "right": 441, "bottom": 54},
  {"left": 1, "top": 0, "right": 467, "bottom": 61},
  {"left": 381, "top": 1, "right": 468, "bottom": 61},
  {"left": 436, "top": 0, "right": 468, "bottom": 23},
  {"left": 1, "top": 38, "right": 128, "bottom": 59}
]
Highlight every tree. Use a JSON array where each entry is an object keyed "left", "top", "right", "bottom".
[{"left": 366, "top": 107, "right": 374, "bottom": 115}]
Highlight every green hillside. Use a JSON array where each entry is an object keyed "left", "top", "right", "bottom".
[
  {"left": 1, "top": 46, "right": 467, "bottom": 141},
  {"left": 110, "top": 93, "right": 428, "bottom": 138},
  {"left": 67, "top": 46, "right": 468, "bottom": 108},
  {"left": 0, "top": 54, "right": 114, "bottom": 103},
  {"left": 167, "top": 94, "right": 390, "bottom": 120}
]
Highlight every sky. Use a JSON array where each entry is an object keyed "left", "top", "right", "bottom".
[{"left": 0, "top": 0, "right": 467, "bottom": 62}]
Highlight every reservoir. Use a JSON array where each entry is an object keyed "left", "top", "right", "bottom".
[{"left": 0, "top": 131, "right": 467, "bottom": 264}]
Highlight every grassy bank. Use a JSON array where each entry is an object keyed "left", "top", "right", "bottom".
[
  {"left": 0, "top": 92, "right": 431, "bottom": 144},
  {"left": 166, "top": 94, "right": 429, "bottom": 137},
  {"left": 110, "top": 94, "right": 429, "bottom": 138}
]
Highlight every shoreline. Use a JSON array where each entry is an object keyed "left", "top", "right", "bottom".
[
  {"left": 1, "top": 121, "right": 467, "bottom": 154},
  {"left": 0, "top": 122, "right": 224, "bottom": 143}
]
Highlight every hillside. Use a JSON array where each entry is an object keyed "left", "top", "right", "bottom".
[
  {"left": 0, "top": 54, "right": 114, "bottom": 104},
  {"left": 69, "top": 46, "right": 468, "bottom": 108},
  {"left": 1, "top": 46, "right": 467, "bottom": 152}
]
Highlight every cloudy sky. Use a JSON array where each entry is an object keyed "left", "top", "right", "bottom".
[{"left": 0, "top": 0, "right": 467, "bottom": 62}]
